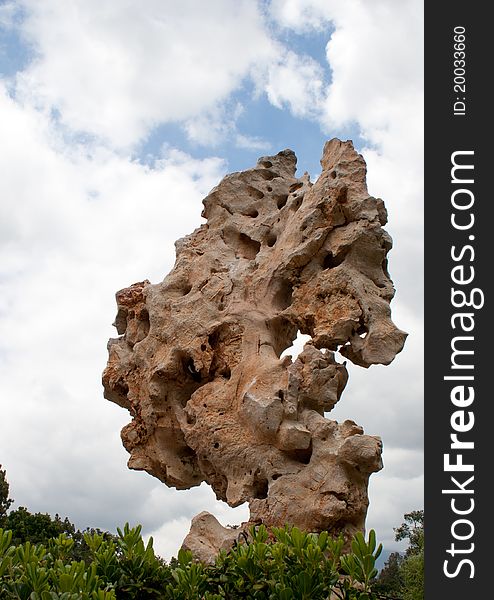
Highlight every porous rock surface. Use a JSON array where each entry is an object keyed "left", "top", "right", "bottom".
[{"left": 103, "top": 139, "right": 406, "bottom": 561}]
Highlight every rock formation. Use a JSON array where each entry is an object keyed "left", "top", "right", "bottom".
[{"left": 103, "top": 139, "right": 406, "bottom": 561}]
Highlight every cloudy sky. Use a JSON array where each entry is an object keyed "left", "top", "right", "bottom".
[{"left": 0, "top": 0, "right": 423, "bottom": 559}]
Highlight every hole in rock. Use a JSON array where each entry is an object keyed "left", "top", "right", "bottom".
[
  {"left": 182, "top": 356, "right": 202, "bottom": 383},
  {"left": 207, "top": 349, "right": 233, "bottom": 381},
  {"left": 267, "top": 186, "right": 273, "bottom": 192},
  {"left": 223, "top": 228, "right": 261, "bottom": 260},
  {"left": 272, "top": 473, "right": 282, "bottom": 481},
  {"left": 272, "top": 279, "right": 293, "bottom": 310},
  {"left": 266, "top": 233, "right": 277, "bottom": 247},
  {"left": 335, "top": 186, "right": 348, "bottom": 204},
  {"left": 266, "top": 316, "right": 298, "bottom": 358},
  {"left": 243, "top": 208, "right": 259, "bottom": 218},
  {"left": 206, "top": 323, "right": 243, "bottom": 379},
  {"left": 164, "top": 281, "right": 193, "bottom": 298},
  {"left": 214, "top": 442, "right": 219, "bottom": 449},
  {"left": 201, "top": 344, "right": 207, "bottom": 351},
  {"left": 356, "top": 317, "right": 367, "bottom": 337},
  {"left": 257, "top": 169, "right": 277, "bottom": 181},
  {"left": 355, "top": 318, "right": 369, "bottom": 339},
  {"left": 208, "top": 359, "right": 232, "bottom": 380},
  {"left": 285, "top": 443, "right": 313, "bottom": 465},
  {"left": 208, "top": 330, "right": 220, "bottom": 349},
  {"left": 252, "top": 472, "right": 269, "bottom": 499},
  {"left": 276, "top": 195, "right": 288, "bottom": 209},
  {"left": 289, "top": 182, "right": 304, "bottom": 193},
  {"left": 114, "top": 379, "right": 129, "bottom": 399},
  {"left": 330, "top": 170, "right": 337, "bottom": 179},
  {"left": 237, "top": 233, "right": 261, "bottom": 260},
  {"left": 247, "top": 185, "right": 264, "bottom": 200},
  {"left": 323, "top": 248, "right": 349, "bottom": 270},
  {"left": 260, "top": 160, "right": 273, "bottom": 168},
  {"left": 280, "top": 330, "right": 312, "bottom": 361},
  {"left": 208, "top": 323, "right": 243, "bottom": 351},
  {"left": 132, "top": 308, "right": 150, "bottom": 342}
]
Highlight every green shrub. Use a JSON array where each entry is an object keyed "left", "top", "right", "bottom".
[
  {"left": 1, "top": 522, "right": 393, "bottom": 599},
  {"left": 0, "top": 527, "right": 115, "bottom": 600},
  {"left": 88, "top": 523, "right": 172, "bottom": 598}
]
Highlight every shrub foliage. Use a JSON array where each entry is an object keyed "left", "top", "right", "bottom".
[
  {"left": 0, "top": 522, "right": 389, "bottom": 599},
  {"left": 1, "top": 466, "right": 422, "bottom": 599}
]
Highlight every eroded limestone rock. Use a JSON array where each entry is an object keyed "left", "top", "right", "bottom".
[
  {"left": 181, "top": 512, "right": 241, "bottom": 564},
  {"left": 103, "top": 139, "right": 406, "bottom": 560}
]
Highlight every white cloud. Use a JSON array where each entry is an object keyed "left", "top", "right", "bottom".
[
  {"left": 184, "top": 103, "right": 271, "bottom": 151},
  {"left": 368, "top": 473, "right": 424, "bottom": 549},
  {"left": 234, "top": 133, "right": 271, "bottom": 152},
  {"left": 13, "top": 0, "right": 277, "bottom": 149},
  {"left": 321, "top": 1, "right": 423, "bottom": 131},
  {"left": 269, "top": 0, "right": 335, "bottom": 31},
  {"left": 269, "top": 0, "right": 423, "bottom": 166},
  {"left": 146, "top": 518, "right": 192, "bottom": 560},
  {"left": 184, "top": 105, "right": 236, "bottom": 147},
  {"left": 262, "top": 50, "right": 326, "bottom": 119}
]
